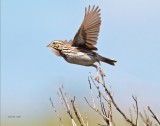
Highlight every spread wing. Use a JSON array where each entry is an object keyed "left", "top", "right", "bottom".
[{"left": 71, "top": 5, "right": 101, "bottom": 50}]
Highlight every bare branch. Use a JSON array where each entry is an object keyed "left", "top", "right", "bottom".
[
  {"left": 59, "top": 87, "right": 73, "bottom": 119},
  {"left": 57, "top": 92, "right": 68, "bottom": 112},
  {"left": 139, "top": 110, "right": 152, "bottom": 126},
  {"left": 107, "top": 96, "right": 113, "bottom": 126},
  {"left": 89, "top": 75, "right": 112, "bottom": 125},
  {"left": 132, "top": 95, "right": 138, "bottom": 125},
  {"left": 49, "top": 97, "right": 64, "bottom": 126},
  {"left": 71, "top": 97, "right": 86, "bottom": 126},
  {"left": 57, "top": 87, "right": 78, "bottom": 126},
  {"left": 51, "top": 62, "right": 159, "bottom": 126},
  {"left": 95, "top": 65, "right": 136, "bottom": 126},
  {"left": 71, "top": 119, "right": 78, "bottom": 126},
  {"left": 88, "top": 76, "right": 96, "bottom": 108},
  {"left": 106, "top": 85, "right": 136, "bottom": 126},
  {"left": 90, "top": 76, "right": 109, "bottom": 104},
  {"left": 99, "top": 92, "right": 109, "bottom": 125},
  {"left": 148, "top": 106, "right": 160, "bottom": 125},
  {"left": 84, "top": 97, "right": 109, "bottom": 122}
]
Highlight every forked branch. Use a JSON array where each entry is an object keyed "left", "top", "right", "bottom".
[{"left": 95, "top": 65, "right": 136, "bottom": 126}]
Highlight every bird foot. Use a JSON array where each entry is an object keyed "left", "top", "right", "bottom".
[
  {"left": 99, "top": 67, "right": 106, "bottom": 77},
  {"left": 95, "top": 75, "right": 100, "bottom": 83}
]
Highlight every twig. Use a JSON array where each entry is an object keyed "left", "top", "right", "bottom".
[
  {"left": 132, "top": 95, "right": 138, "bottom": 125},
  {"left": 49, "top": 97, "right": 64, "bottom": 126},
  {"left": 57, "top": 87, "right": 78, "bottom": 126},
  {"left": 59, "top": 87, "right": 73, "bottom": 119},
  {"left": 84, "top": 97, "right": 109, "bottom": 122},
  {"left": 107, "top": 95, "right": 112, "bottom": 126},
  {"left": 105, "top": 84, "right": 136, "bottom": 126},
  {"left": 139, "top": 110, "right": 152, "bottom": 126},
  {"left": 89, "top": 75, "right": 111, "bottom": 125},
  {"left": 71, "top": 119, "right": 78, "bottom": 126},
  {"left": 95, "top": 65, "right": 136, "bottom": 126},
  {"left": 99, "top": 91, "right": 109, "bottom": 125},
  {"left": 71, "top": 97, "right": 86, "bottom": 126},
  {"left": 57, "top": 92, "right": 68, "bottom": 113},
  {"left": 61, "top": 86, "right": 72, "bottom": 113},
  {"left": 88, "top": 76, "right": 96, "bottom": 108},
  {"left": 148, "top": 106, "right": 160, "bottom": 125},
  {"left": 90, "top": 76, "right": 109, "bottom": 104}
]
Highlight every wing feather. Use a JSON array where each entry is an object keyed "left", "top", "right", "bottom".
[{"left": 72, "top": 5, "right": 101, "bottom": 50}]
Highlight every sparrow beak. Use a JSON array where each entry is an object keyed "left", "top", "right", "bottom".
[{"left": 46, "top": 43, "right": 50, "bottom": 47}]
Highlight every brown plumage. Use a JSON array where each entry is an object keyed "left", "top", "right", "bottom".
[
  {"left": 47, "top": 5, "right": 117, "bottom": 78},
  {"left": 72, "top": 5, "right": 101, "bottom": 50}
]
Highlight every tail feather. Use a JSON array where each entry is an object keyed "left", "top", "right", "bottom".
[{"left": 98, "top": 55, "right": 117, "bottom": 66}]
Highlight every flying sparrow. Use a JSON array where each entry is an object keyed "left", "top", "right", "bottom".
[{"left": 47, "top": 5, "right": 116, "bottom": 79}]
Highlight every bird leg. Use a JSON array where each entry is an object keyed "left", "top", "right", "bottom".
[
  {"left": 92, "top": 64, "right": 99, "bottom": 82},
  {"left": 98, "top": 60, "right": 106, "bottom": 77}
]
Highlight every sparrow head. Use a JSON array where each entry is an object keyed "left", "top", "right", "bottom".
[
  {"left": 47, "top": 40, "right": 64, "bottom": 50},
  {"left": 47, "top": 40, "right": 64, "bottom": 56}
]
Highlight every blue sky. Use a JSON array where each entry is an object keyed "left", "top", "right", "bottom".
[{"left": 1, "top": 0, "right": 160, "bottom": 125}]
